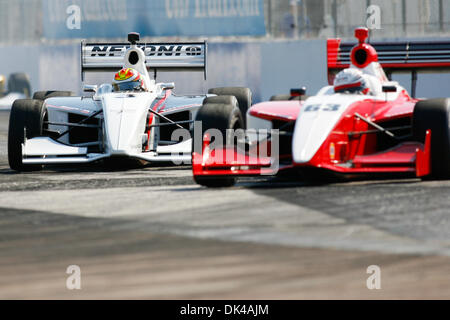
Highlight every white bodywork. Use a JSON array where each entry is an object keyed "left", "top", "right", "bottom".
[
  {"left": 292, "top": 93, "right": 365, "bottom": 163},
  {"left": 21, "top": 42, "right": 206, "bottom": 165},
  {"left": 292, "top": 60, "right": 406, "bottom": 164}
]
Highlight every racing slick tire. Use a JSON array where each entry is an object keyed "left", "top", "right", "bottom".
[
  {"left": 413, "top": 98, "right": 450, "bottom": 179},
  {"left": 193, "top": 99, "right": 244, "bottom": 188},
  {"left": 8, "top": 99, "right": 46, "bottom": 172},
  {"left": 7, "top": 73, "right": 31, "bottom": 98},
  {"left": 33, "top": 90, "right": 74, "bottom": 100},
  {"left": 196, "top": 97, "right": 244, "bottom": 144},
  {"left": 270, "top": 94, "right": 291, "bottom": 101},
  {"left": 208, "top": 87, "right": 252, "bottom": 128},
  {"left": 270, "top": 94, "right": 308, "bottom": 101}
]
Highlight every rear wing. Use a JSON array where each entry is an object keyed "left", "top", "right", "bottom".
[
  {"left": 81, "top": 41, "right": 207, "bottom": 80},
  {"left": 328, "top": 38, "right": 450, "bottom": 82}
]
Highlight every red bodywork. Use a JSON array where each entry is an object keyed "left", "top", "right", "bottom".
[
  {"left": 192, "top": 91, "right": 431, "bottom": 179},
  {"left": 292, "top": 90, "right": 430, "bottom": 176},
  {"left": 192, "top": 101, "right": 301, "bottom": 178},
  {"left": 192, "top": 28, "right": 441, "bottom": 182}
]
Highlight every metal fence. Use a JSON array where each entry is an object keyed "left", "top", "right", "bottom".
[{"left": 1, "top": 0, "right": 450, "bottom": 44}]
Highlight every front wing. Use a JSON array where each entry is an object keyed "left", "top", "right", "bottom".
[
  {"left": 22, "top": 137, "right": 192, "bottom": 164},
  {"left": 192, "top": 130, "right": 432, "bottom": 180}
]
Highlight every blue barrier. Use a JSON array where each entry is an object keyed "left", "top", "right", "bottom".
[{"left": 43, "top": 0, "right": 266, "bottom": 39}]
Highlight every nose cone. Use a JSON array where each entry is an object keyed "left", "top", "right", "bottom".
[
  {"left": 102, "top": 93, "right": 154, "bottom": 154},
  {"left": 292, "top": 94, "right": 363, "bottom": 164}
]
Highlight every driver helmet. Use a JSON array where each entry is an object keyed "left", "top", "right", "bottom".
[
  {"left": 112, "top": 68, "right": 145, "bottom": 92},
  {"left": 334, "top": 68, "right": 369, "bottom": 94}
]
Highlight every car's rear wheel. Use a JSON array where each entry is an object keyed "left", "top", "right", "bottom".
[
  {"left": 33, "top": 90, "right": 74, "bottom": 100},
  {"left": 270, "top": 94, "right": 290, "bottom": 101},
  {"left": 413, "top": 98, "right": 450, "bottom": 179},
  {"left": 7, "top": 73, "right": 31, "bottom": 98},
  {"left": 8, "top": 99, "right": 46, "bottom": 171},
  {"left": 208, "top": 87, "right": 252, "bottom": 128},
  {"left": 270, "top": 94, "right": 307, "bottom": 101},
  {"left": 193, "top": 97, "right": 244, "bottom": 188}
]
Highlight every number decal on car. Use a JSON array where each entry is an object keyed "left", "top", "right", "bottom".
[
  {"left": 304, "top": 104, "right": 320, "bottom": 112},
  {"left": 323, "top": 104, "right": 340, "bottom": 111},
  {"left": 304, "top": 104, "right": 340, "bottom": 112}
]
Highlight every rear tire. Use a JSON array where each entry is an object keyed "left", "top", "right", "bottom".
[
  {"left": 208, "top": 87, "right": 252, "bottom": 128},
  {"left": 193, "top": 99, "right": 244, "bottom": 188},
  {"left": 270, "top": 94, "right": 307, "bottom": 101},
  {"left": 33, "top": 90, "right": 74, "bottom": 100},
  {"left": 270, "top": 94, "right": 291, "bottom": 101},
  {"left": 8, "top": 99, "right": 46, "bottom": 171},
  {"left": 7, "top": 73, "right": 31, "bottom": 98},
  {"left": 413, "top": 98, "right": 450, "bottom": 179}
]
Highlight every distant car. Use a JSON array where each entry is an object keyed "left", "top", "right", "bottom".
[
  {"left": 8, "top": 32, "right": 252, "bottom": 171},
  {"left": 193, "top": 27, "right": 450, "bottom": 187},
  {"left": 0, "top": 73, "right": 31, "bottom": 110}
]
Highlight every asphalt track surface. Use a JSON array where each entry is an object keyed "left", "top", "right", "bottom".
[{"left": 0, "top": 110, "right": 449, "bottom": 299}]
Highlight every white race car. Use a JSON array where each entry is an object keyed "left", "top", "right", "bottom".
[{"left": 8, "top": 32, "right": 251, "bottom": 171}]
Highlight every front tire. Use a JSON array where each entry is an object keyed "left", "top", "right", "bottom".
[
  {"left": 413, "top": 98, "right": 450, "bottom": 179},
  {"left": 193, "top": 98, "right": 244, "bottom": 187},
  {"left": 208, "top": 87, "right": 252, "bottom": 128},
  {"left": 8, "top": 99, "right": 46, "bottom": 172}
]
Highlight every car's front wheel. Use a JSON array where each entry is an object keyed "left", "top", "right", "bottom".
[
  {"left": 208, "top": 87, "right": 252, "bottom": 128},
  {"left": 193, "top": 96, "right": 244, "bottom": 187},
  {"left": 413, "top": 98, "right": 450, "bottom": 179},
  {"left": 8, "top": 99, "right": 46, "bottom": 172}
]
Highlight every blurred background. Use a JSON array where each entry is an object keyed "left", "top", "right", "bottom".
[{"left": 1, "top": 0, "right": 449, "bottom": 103}]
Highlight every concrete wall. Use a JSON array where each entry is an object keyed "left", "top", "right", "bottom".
[{"left": 1, "top": 39, "right": 449, "bottom": 103}]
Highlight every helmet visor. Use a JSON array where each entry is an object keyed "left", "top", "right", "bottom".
[
  {"left": 334, "top": 81, "right": 365, "bottom": 93},
  {"left": 113, "top": 80, "right": 142, "bottom": 92}
]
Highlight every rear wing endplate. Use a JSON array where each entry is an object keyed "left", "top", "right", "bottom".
[
  {"left": 327, "top": 38, "right": 450, "bottom": 84},
  {"left": 81, "top": 41, "right": 207, "bottom": 80}
]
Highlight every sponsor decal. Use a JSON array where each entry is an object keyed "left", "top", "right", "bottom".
[
  {"left": 304, "top": 104, "right": 341, "bottom": 112},
  {"left": 329, "top": 142, "right": 335, "bottom": 160},
  {"left": 89, "top": 45, "right": 203, "bottom": 57}
]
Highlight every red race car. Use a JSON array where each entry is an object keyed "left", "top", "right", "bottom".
[{"left": 192, "top": 27, "right": 450, "bottom": 187}]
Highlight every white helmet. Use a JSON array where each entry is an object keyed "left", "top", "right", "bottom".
[{"left": 334, "top": 68, "right": 369, "bottom": 94}]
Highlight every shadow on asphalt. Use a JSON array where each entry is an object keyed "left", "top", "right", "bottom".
[{"left": 0, "top": 161, "right": 191, "bottom": 175}]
